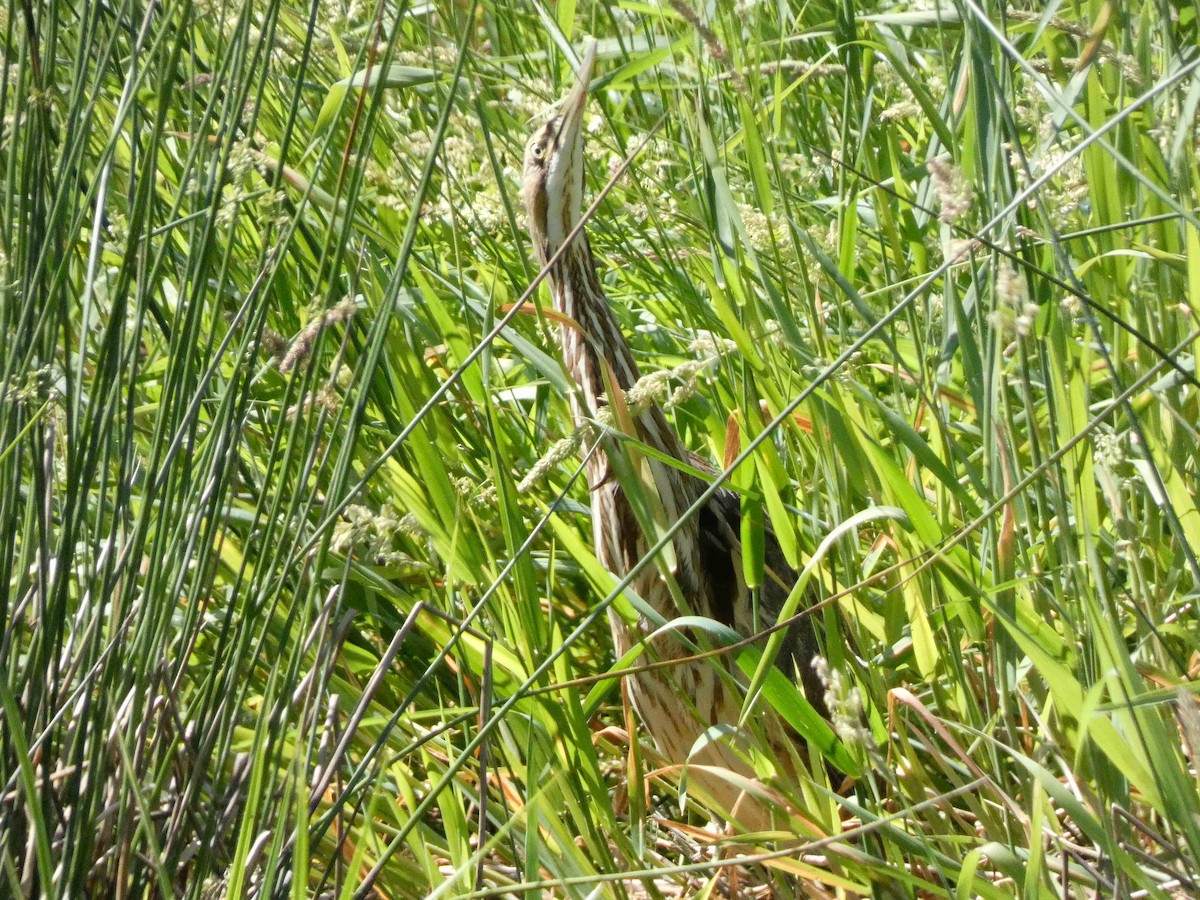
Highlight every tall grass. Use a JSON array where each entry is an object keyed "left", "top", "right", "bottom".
[{"left": 1, "top": 0, "right": 1198, "bottom": 896}]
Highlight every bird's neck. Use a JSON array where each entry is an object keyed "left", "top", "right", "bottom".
[
  {"left": 550, "top": 236, "right": 690, "bottom": 472},
  {"left": 552, "top": 236, "right": 641, "bottom": 406},
  {"left": 551, "top": 236, "right": 702, "bottom": 588}
]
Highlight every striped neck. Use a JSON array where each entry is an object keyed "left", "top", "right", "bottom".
[
  {"left": 549, "top": 235, "right": 689, "bottom": 470},
  {"left": 551, "top": 235, "right": 640, "bottom": 410}
]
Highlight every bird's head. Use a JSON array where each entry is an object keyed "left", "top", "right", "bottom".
[{"left": 521, "top": 43, "right": 596, "bottom": 268}]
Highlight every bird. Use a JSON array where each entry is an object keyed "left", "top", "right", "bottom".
[{"left": 520, "top": 43, "right": 830, "bottom": 830}]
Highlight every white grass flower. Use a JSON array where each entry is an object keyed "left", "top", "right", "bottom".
[
  {"left": 279, "top": 299, "right": 358, "bottom": 374},
  {"left": 1093, "top": 429, "right": 1125, "bottom": 470},
  {"left": 927, "top": 158, "right": 972, "bottom": 223},
  {"left": 215, "top": 191, "right": 243, "bottom": 227},
  {"left": 227, "top": 141, "right": 257, "bottom": 181},
  {"left": 996, "top": 263, "right": 1027, "bottom": 309},
  {"left": 688, "top": 331, "right": 734, "bottom": 356},
  {"left": 813, "top": 656, "right": 876, "bottom": 751},
  {"left": 880, "top": 100, "right": 921, "bottom": 122},
  {"left": 737, "top": 203, "right": 774, "bottom": 250},
  {"left": 519, "top": 433, "right": 584, "bottom": 493}
]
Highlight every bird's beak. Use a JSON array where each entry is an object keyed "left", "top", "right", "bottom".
[{"left": 554, "top": 42, "right": 596, "bottom": 149}]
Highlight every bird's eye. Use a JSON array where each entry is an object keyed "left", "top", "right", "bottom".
[{"left": 531, "top": 143, "right": 545, "bottom": 160}]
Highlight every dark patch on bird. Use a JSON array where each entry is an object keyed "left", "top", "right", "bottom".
[
  {"left": 697, "top": 499, "right": 738, "bottom": 629},
  {"left": 587, "top": 465, "right": 615, "bottom": 492}
]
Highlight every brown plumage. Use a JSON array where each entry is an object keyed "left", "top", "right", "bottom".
[{"left": 521, "top": 44, "right": 828, "bottom": 829}]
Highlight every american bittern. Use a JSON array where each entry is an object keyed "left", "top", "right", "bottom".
[{"left": 522, "top": 44, "right": 828, "bottom": 828}]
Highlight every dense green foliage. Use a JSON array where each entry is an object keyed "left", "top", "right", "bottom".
[{"left": 2, "top": 0, "right": 1199, "bottom": 895}]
